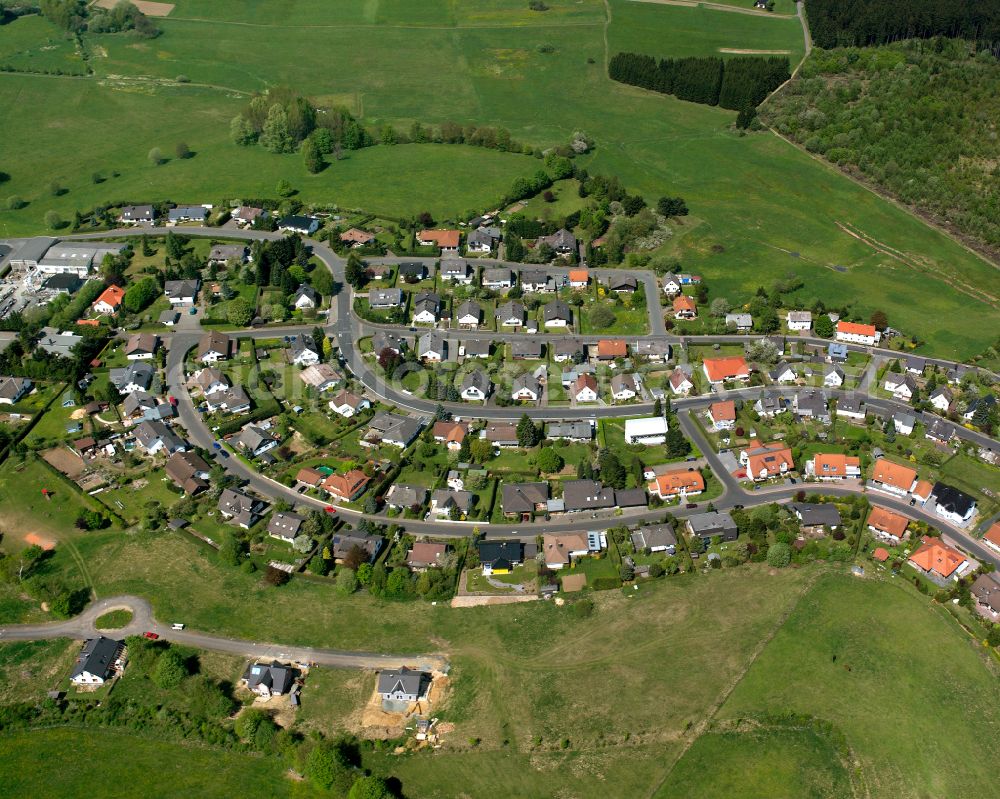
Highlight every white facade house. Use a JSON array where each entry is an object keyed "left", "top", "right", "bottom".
[
  {"left": 786, "top": 311, "right": 812, "bottom": 331},
  {"left": 624, "top": 416, "right": 668, "bottom": 445},
  {"left": 836, "top": 321, "right": 879, "bottom": 345}
]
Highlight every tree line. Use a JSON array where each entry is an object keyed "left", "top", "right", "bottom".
[
  {"left": 38, "top": 0, "right": 159, "bottom": 38},
  {"left": 608, "top": 52, "right": 790, "bottom": 111},
  {"left": 806, "top": 0, "right": 1000, "bottom": 49}
]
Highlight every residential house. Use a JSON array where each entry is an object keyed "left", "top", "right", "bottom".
[
  {"left": 277, "top": 215, "right": 320, "bottom": 235},
  {"left": 204, "top": 386, "right": 251, "bottom": 414},
  {"left": 429, "top": 489, "right": 474, "bottom": 519},
  {"left": 624, "top": 416, "right": 668, "bottom": 445},
  {"left": 418, "top": 331, "right": 446, "bottom": 362},
  {"left": 909, "top": 536, "right": 970, "bottom": 581},
  {"left": 121, "top": 391, "right": 157, "bottom": 420},
  {"left": 231, "top": 206, "right": 265, "bottom": 227},
  {"left": 512, "top": 373, "right": 542, "bottom": 402},
  {"left": 218, "top": 488, "right": 267, "bottom": 528},
  {"left": 562, "top": 479, "right": 616, "bottom": 513},
  {"left": 520, "top": 269, "right": 554, "bottom": 293},
  {"left": 725, "top": 313, "right": 752, "bottom": 331},
  {"left": 905, "top": 356, "right": 926, "bottom": 375},
  {"left": 836, "top": 321, "right": 879, "bottom": 345},
  {"left": 543, "top": 299, "right": 572, "bottom": 328},
  {"left": 197, "top": 331, "right": 231, "bottom": 364},
  {"left": 164, "top": 451, "right": 210, "bottom": 494},
  {"left": 912, "top": 480, "right": 934, "bottom": 505},
  {"left": 331, "top": 533, "right": 383, "bottom": 563},
  {"left": 119, "top": 205, "right": 155, "bottom": 225},
  {"left": 786, "top": 310, "right": 812, "bottom": 331},
  {"left": 109, "top": 362, "right": 155, "bottom": 394},
  {"left": 397, "top": 262, "right": 427, "bottom": 281},
  {"left": 339, "top": 228, "right": 375, "bottom": 247},
  {"left": 267, "top": 512, "right": 305, "bottom": 545},
  {"left": 92, "top": 285, "right": 126, "bottom": 315},
  {"left": 372, "top": 331, "right": 406, "bottom": 355},
  {"left": 790, "top": 503, "right": 841, "bottom": 534},
  {"left": 546, "top": 420, "right": 593, "bottom": 442},
  {"left": 631, "top": 525, "right": 677, "bottom": 554},
  {"left": 930, "top": 482, "right": 977, "bottom": 525},
  {"left": 687, "top": 511, "right": 738, "bottom": 546},
  {"left": 0, "top": 376, "right": 31, "bottom": 405},
  {"left": 232, "top": 425, "right": 280, "bottom": 458},
  {"left": 611, "top": 373, "right": 641, "bottom": 402},
  {"left": 540, "top": 229, "right": 577, "bottom": 256},
  {"left": 482, "top": 267, "right": 514, "bottom": 291},
  {"left": 291, "top": 284, "right": 319, "bottom": 310},
  {"left": 567, "top": 268, "right": 589, "bottom": 288},
  {"left": 553, "top": 339, "right": 585, "bottom": 363},
  {"left": 299, "top": 363, "right": 342, "bottom": 392},
  {"left": 793, "top": 390, "right": 830, "bottom": 423},
  {"left": 870, "top": 459, "right": 917, "bottom": 496},
  {"left": 124, "top": 333, "right": 158, "bottom": 361},
  {"left": 368, "top": 288, "right": 404, "bottom": 309},
  {"left": 378, "top": 667, "right": 426, "bottom": 702},
  {"left": 754, "top": 390, "right": 786, "bottom": 418},
  {"left": 572, "top": 373, "right": 598, "bottom": 403},
  {"left": 411, "top": 292, "right": 441, "bottom": 324},
  {"left": 242, "top": 661, "right": 295, "bottom": 698},
  {"left": 633, "top": 340, "right": 671, "bottom": 362},
  {"left": 673, "top": 295, "right": 697, "bottom": 319},
  {"left": 454, "top": 300, "right": 482, "bottom": 328},
  {"left": 321, "top": 469, "right": 371, "bottom": 502},
  {"left": 740, "top": 440, "right": 794, "bottom": 481},
  {"left": 417, "top": 229, "right": 460, "bottom": 252},
  {"left": 926, "top": 418, "right": 953, "bottom": 445},
  {"left": 164, "top": 279, "right": 199, "bottom": 305},
  {"left": 823, "top": 364, "right": 845, "bottom": 387},
  {"left": 496, "top": 300, "right": 525, "bottom": 327},
  {"left": 461, "top": 339, "right": 491, "bottom": 359},
  {"left": 669, "top": 368, "right": 694, "bottom": 396},
  {"left": 440, "top": 260, "right": 472, "bottom": 284},
  {"left": 208, "top": 244, "right": 248, "bottom": 265},
  {"left": 70, "top": 637, "right": 124, "bottom": 686},
  {"left": 484, "top": 422, "right": 519, "bottom": 448},
  {"left": 836, "top": 395, "right": 866, "bottom": 421},
  {"left": 460, "top": 369, "right": 491, "bottom": 401},
  {"left": 963, "top": 394, "right": 997, "bottom": 422},
  {"left": 648, "top": 469, "right": 704, "bottom": 501},
  {"left": 972, "top": 573, "right": 1000, "bottom": 622},
  {"left": 406, "top": 542, "right": 448, "bottom": 571},
  {"left": 168, "top": 205, "right": 208, "bottom": 224},
  {"left": 929, "top": 386, "right": 953, "bottom": 413},
  {"left": 662, "top": 274, "right": 682, "bottom": 296},
  {"left": 884, "top": 373, "right": 917, "bottom": 401},
  {"left": 193, "top": 367, "right": 229, "bottom": 395},
  {"left": 292, "top": 466, "right": 324, "bottom": 489},
  {"left": 543, "top": 532, "right": 600, "bottom": 570},
  {"left": 769, "top": 362, "right": 797, "bottom": 384},
  {"left": 363, "top": 412, "right": 423, "bottom": 448},
  {"left": 432, "top": 420, "right": 469, "bottom": 451},
  {"left": 806, "top": 453, "right": 861, "bottom": 480},
  {"left": 511, "top": 339, "right": 544, "bottom": 360},
  {"left": 608, "top": 275, "right": 637, "bottom": 293},
  {"left": 982, "top": 522, "right": 1000, "bottom": 555},
  {"left": 827, "top": 342, "right": 849, "bottom": 363},
  {"left": 288, "top": 334, "right": 321, "bottom": 366},
  {"left": 893, "top": 412, "right": 916, "bottom": 435},
  {"left": 596, "top": 339, "right": 627, "bottom": 361},
  {"left": 502, "top": 482, "right": 550, "bottom": 520},
  {"left": 708, "top": 400, "right": 736, "bottom": 431},
  {"left": 158, "top": 310, "right": 180, "bottom": 326},
  {"left": 386, "top": 484, "right": 427, "bottom": 511},
  {"left": 703, "top": 356, "right": 750, "bottom": 385}
]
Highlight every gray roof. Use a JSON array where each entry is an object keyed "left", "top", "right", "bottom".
[
  {"left": 109, "top": 362, "right": 155, "bottom": 392},
  {"left": 972, "top": 574, "right": 1000, "bottom": 614},
  {"left": 894, "top": 412, "right": 916, "bottom": 427},
  {"left": 209, "top": 244, "right": 247, "bottom": 262},
  {"left": 520, "top": 268, "right": 550, "bottom": 286},
  {"left": 538, "top": 228, "right": 576, "bottom": 250},
  {"left": 483, "top": 267, "right": 513, "bottom": 284},
  {"left": 441, "top": 260, "right": 470, "bottom": 277},
  {"left": 511, "top": 339, "right": 544, "bottom": 359},
  {"left": 790, "top": 503, "right": 841, "bottom": 528},
  {"left": 243, "top": 660, "right": 295, "bottom": 694},
  {"left": 368, "top": 412, "right": 423, "bottom": 445},
  {"left": 687, "top": 511, "right": 738, "bottom": 538},
  {"left": 134, "top": 419, "right": 184, "bottom": 452},
  {"left": 267, "top": 512, "right": 304, "bottom": 539},
  {"left": 233, "top": 424, "right": 277, "bottom": 454},
  {"left": 543, "top": 299, "right": 571, "bottom": 323},
  {"left": 418, "top": 331, "right": 445, "bottom": 356},
  {"left": 462, "top": 339, "right": 491, "bottom": 357},
  {"left": 289, "top": 334, "right": 319, "bottom": 360},
  {"left": 455, "top": 300, "right": 481, "bottom": 322},
  {"left": 512, "top": 373, "right": 541, "bottom": 396},
  {"left": 386, "top": 483, "right": 427, "bottom": 508},
  {"left": 502, "top": 482, "right": 549, "bottom": 514},
  {"left": 412, "top": 291, "right": 441, "bottom": 315},
  {"left": 460, "top": 369, "right": 490, "bottom": 394},
  {"left": 633, "top": 340, "right": 670, "bottom": 358},
  {"left": 368, "top": 288, "right": 403, "bottom": 307},
  {"left": 631, "top": 524, "right": 677, "bottom": 551},
  {"left": 377, "top": 667, "right": 424, "bottom": 698},
  {"left": 562, "top": 480, "right": 615, "bottom": 512},
  {"left": 553, "top": 338, "right": 585, "bottom": 357},
  {"left": 218, "top": 488, "right": 266, "bottom": 519},
  {"left": 496, "top": 300, "right": 525, "bottom": 322},
  {"left": 467, "top": 229, "right": 496, "bottom": 248},
  {"left": 546, "top": 420, "right": 592, "bottom": 440},
  {"left": 431, "top": 489, "right": 474, "bottom": 513},
  {"left": 122, "top": 390, "right": 157, "bottom": 416},
  {"left": 168, "top": 205, "right": 208, "bottom": 221},
  {"left": 71, "top": 636, "right": 121, "bottom": 681},
  {"left": 292, "top": 284, "right": 318, "bottom": 303},
  {"left": 164, "top": 279, "right": 199, "bottom": 298}
]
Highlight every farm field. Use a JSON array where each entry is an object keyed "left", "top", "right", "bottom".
[{"left": 0, "top": 4, "right": 997, "bottom": 356}]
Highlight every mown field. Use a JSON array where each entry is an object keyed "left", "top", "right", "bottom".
[{"left": 0, "top": 2, "right": 995, "bottom": 357}]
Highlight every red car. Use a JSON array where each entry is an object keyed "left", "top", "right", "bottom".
[
  {"left": 143, "top": 631, "right": 159, "bottom": 640},
  {"left": 324, "top": 506, "right": 336, "bottom": 514}
]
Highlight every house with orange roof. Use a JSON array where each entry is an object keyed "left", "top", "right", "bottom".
[
  {"left": 321, "top": 469, "right": 371, "bottom": 503},
  {"left": 647, "top": 469, "right": 705, "bottom": 500},
  {"left": 702, "top": 356, "right": 750, "bottom": 385},
  {"left": 416, "top": 229, "right": 460, "bottom": 252},
  {"left": 912, "top": 480, "right": 934, "bottom": 504},
  {"left": 869, "top": 458, "right": 917, "bottom": 496},
  {"left": 708, "top": 400, "right": 736, "bottom": 431},
  {"left": 673, "top": 294, "right": 697, "bottom": 320},
  {"left": 740, "top": 440, "right": 794, "bottom": 481},
  {"left": 908, "top": 535, "right": 970, "bottom": 581},
  {"left": 596, "top": 339, "right": 627, "bottom": 361},
  {"left": 339, "top": 228, "right": 375, "bottom": 247},
  {"left": 872, "top": 547, "right": 891, "bottom": 563},
  {"left": 568, "top": 269, "right": 589, "bottom": 288},
  {"left": 867, "top": 506, "right": 910, "bottom": 544},
  {"left": 432, "top": 420, "right": 469, "bottom": 451},
  {"left": 982, "top": 522, "right": 1000, "bottom": 555},
  {"left": 835, "top": 320, "right": 879, "bottom": 345},
  {"left": 573, "top": 373, "right": 599, "bottom": 403},
  {"left": 92, "top": 285, "right": 126, "bottom": 315},
  {"left": 805, "top": 453, "right": 861, "bottom": 480}
]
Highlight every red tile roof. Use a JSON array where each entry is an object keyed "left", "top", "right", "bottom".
[
  {"left": 871, "top": 459, "right": 917, "bottom": 492},
  {"left": 837, "top": 320, "right": 876, "bottom": 337},
  {"left": 418, "top": 229, "right": 460, "bottom": 248},
  {"left": 909, "top": 536, "right": 966, "bottom": 579},
  {"left": 867, "top": 506, "right": 909, "bottom": 538},
  {"left": 703, "top": 356, "right": 750, "bottom": 383}
]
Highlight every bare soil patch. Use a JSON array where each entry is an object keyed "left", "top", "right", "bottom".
[
  {"left": 718, "top": 48, "right": 792, "bottom": 54},
  {"left": 24, "top": 532, "right": 56, "bottom": 551},
  {"left": 41, "top": 447, "right": 84, "bottom": 480},
  {"left": 94, "top": 0, "right": 174, "bottom": 16}
]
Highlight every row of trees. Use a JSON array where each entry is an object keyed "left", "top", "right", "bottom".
[
  {"left": 806, "top": 0, "right": 1000, "bottom": 49},
  {"left": 40, "top": 0, "right": 159, "bottom": 37},
  {"left": 608, "top": 52, "right": 790, "bottom": 111}
]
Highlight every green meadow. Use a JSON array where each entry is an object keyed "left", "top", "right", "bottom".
[{"left": 0, "top": 0, "right": 996, "bottom": 358}]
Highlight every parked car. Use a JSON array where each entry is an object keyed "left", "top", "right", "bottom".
[
  {"left": 171, "top": 623, "right": 185, "bottom": 631},
  {"left": 143, "top": 631, "right": 159, "bottom": 640},
  {"left": 686, "top": 503, "right": 698, "bottom": 509}
]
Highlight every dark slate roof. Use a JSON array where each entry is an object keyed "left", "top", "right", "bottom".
[
  {"left": 614, "top": 488, "right": 648, "bottom": 508},
  {"left": 562, "top": 480, "right": 615, "bottom": 511},
  {"left": 631, "top": 524, "right": 677, "bottom": 551},
  {"left": 477, "top": 540, "right": 523, "bottom": 565},
  {"left": 243, "top": 660, "right": 295, "bottom": 694},
  {"left": 502, "top": 482, "right": 550, "bottom": 514},
  {"left": 931, "top": 482, "right": 976, "bottom": 516},
  {"left": 71, "top": 637, "right": 121, "bottom": 681},
  {"left": 790, "top": 502, "right": 841, "bottom": 528},
  {"left": 377, "top": 666, "right": 424, "bottom": 697}
]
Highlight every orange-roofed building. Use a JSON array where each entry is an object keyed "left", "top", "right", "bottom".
[
  {"left": 806, "top": 453, "right": 861, "bottom": 480},
  {"left": 648, "top": 469, "right": 705, "bottom": 500},
  {"left": 741, "top": 441, "right": 794, "bottom": 481},
  {"left": 339, "top": 228, "right": 375, "bottom": 246},
  {"left": 708, "top": 400, "right": 736, "bottom": 431},
  {"left": 870, "top": 458, "right": 917, "bottom": 496},
  {"left": 873, "top": 547, "right": 891, "bottom": 563},
  {"left": 835, "top": 320, "right": 879, "bottom": 345},
  {"left": 568, "top": 269, "right": 589, "bottom": 288},
  {"left": 416, "top": 229, "right": 461, "bottom": 251},
  {"left": 597, "top": 339, "right": 627, "bottom": 360},
  {"left": 76, "top": 319, "right": 100, "bottom": 327},
  {"left": 321, "top": 469, "right": 371, "bottom": 502},
  {"left": 912, "top": 480, "right": 934, "bottom": 504},
  {"left": 673, "top": 294, "right": 697, "bottom": 319},
  {"left": 432, "top": 420, "right": 469, "bottom": 451},
  {"left": 983, "top": 522, "right": 1000, "bottom": 554},
  {"left": 908, "top": 535, "right": 969, "bottom": 581},
  {"left": 867, "top": 506, "right": 910, "bottom": 543},
  {"left": 92, "top": 285, "right": 126, "bottom": 315},
  {"left": 702, "top": 356, "right": 750, "bottom": 385}
]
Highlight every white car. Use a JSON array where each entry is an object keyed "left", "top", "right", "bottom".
[{"left": 171, "top": 623, "right": 185, "bottom": 631}]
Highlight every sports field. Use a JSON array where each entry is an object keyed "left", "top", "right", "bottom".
[{"left": 0, "top": 1, "right": 997, "bottom": 356}]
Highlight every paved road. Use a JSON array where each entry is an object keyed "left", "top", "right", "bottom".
[{"left": 0, "top": 595, "right": 446, "bottom": 672}]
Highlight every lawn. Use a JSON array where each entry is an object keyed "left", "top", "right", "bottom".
[
  {"left": 94, "top": 609, "right": 133, "bottom": 629},
  {"left": 0, "top": 2, "right": 995, "bottom": 357},
  {"left": 0, "top": 14, "right": 85, "bottom": 74},
  {"left": 0, "top": 729, "right": 298, "bottom": 799},
  {"left": 0, "top": 638, "right": 80, "bottom": 705}
]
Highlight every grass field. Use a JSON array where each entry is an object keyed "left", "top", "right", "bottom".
[
  {"left": 0, "top": 638, "right": 79, "bottom": 704},
  {"left": 0, "top": 3, "right": 997, "bottom": 357},
  {"left": 0, "top": 14, "right": 85, "bottom": 74}
]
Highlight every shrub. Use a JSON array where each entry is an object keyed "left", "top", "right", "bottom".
[{"left": 766, "top": 542, "right": 791, "bottom": 568}]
